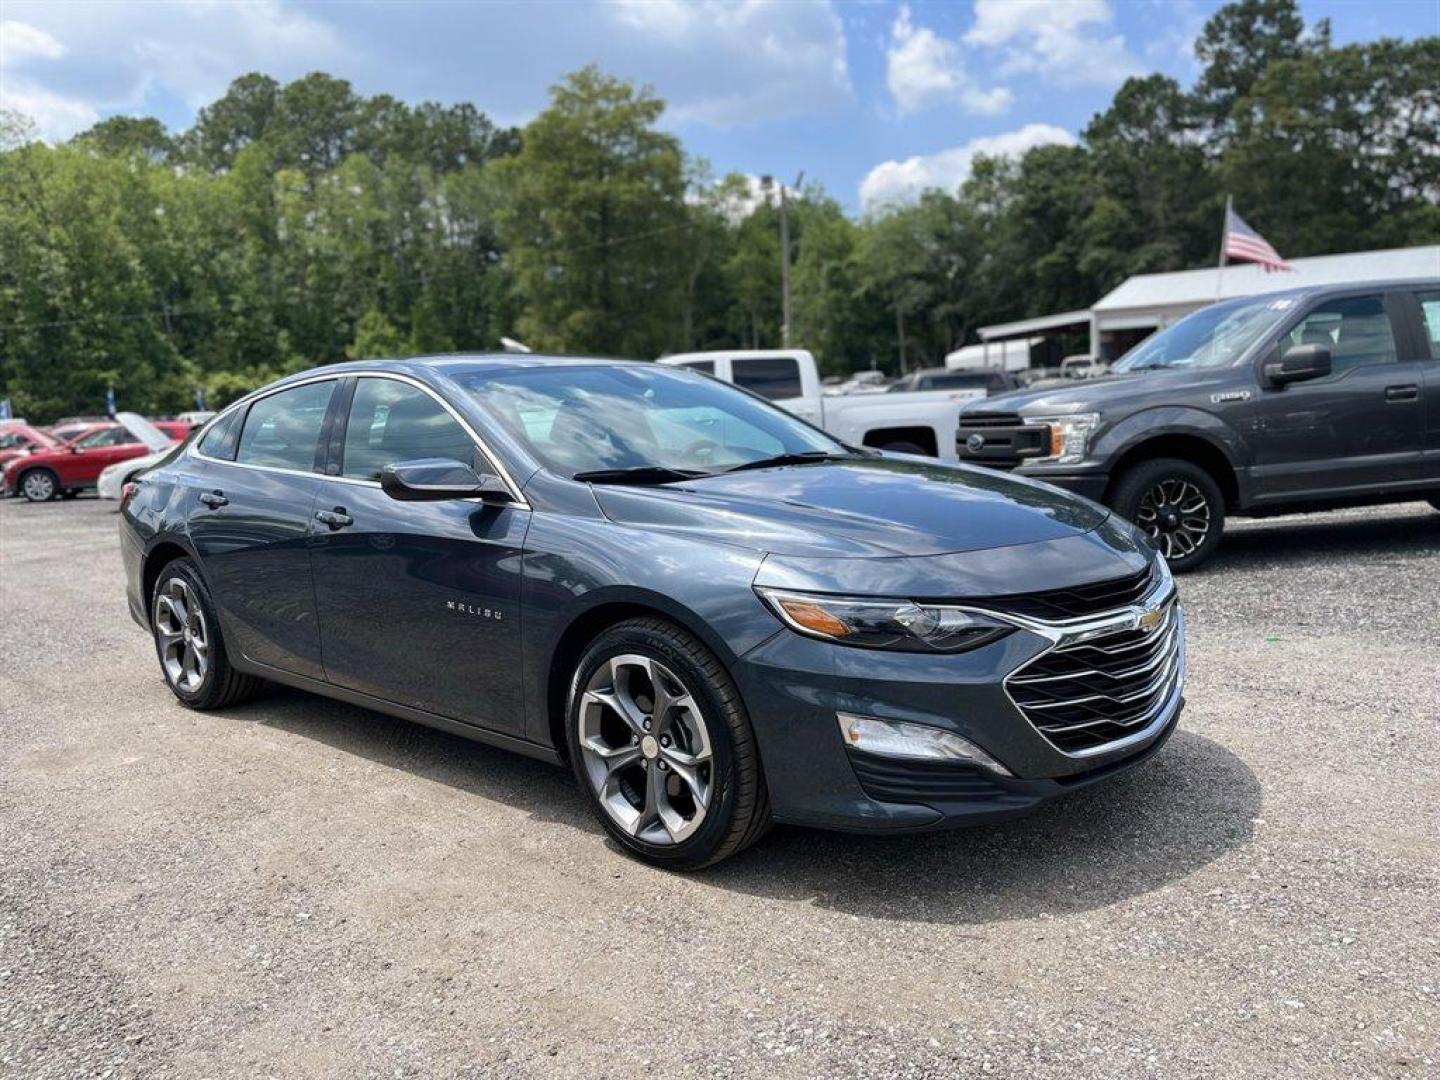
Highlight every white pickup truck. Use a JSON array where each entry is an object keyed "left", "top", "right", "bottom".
[{"left": 658, "top": 349, "right": 984, "bottom": 461}]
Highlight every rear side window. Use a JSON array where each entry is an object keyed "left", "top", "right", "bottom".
[
  {"left": 235, "top": 381, "right": 335, "bottom": 471},
  {"left": 680, "top": 360, "right": 715, "bottom": 375},
  {"left": 340, "top": 378, "right": 474, "bottom": 481},
  {"left": 198, "top": 410, "right": 243, "bottom": 461},
  {"left": 732, "top": 356, "right": 802, "bottom": 401},
  {"left": 1416, "top": 291, "right": 1440, "bottom": 357},
  {"left": 1285, "top": 295, "right": 1397, "bottom": 375}
]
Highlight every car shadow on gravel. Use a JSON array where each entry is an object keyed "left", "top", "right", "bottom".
[
  {"left": 705, "top": 730, "right": 1260, "bottom": 925},
  {"left": 1206, "top": 505, "right": 1439, "bottom": 572},
  {"left": 233, "top": 687, "right": 599, "bottom": 833},
  {"left": 240, "top": 688, "right": 1257, "bottom": 926}
]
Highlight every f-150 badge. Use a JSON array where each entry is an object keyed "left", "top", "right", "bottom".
[{"left": 1210, "top": 390, "right": 1251, "bottom": 403}]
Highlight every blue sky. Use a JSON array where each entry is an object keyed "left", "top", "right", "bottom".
[{"left": 2, "top": 1, "right": 1436, "bottom": 212}]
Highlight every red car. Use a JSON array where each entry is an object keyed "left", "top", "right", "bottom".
[
  {"left": 0, "top": 422, "right": 60, "bottom": 475},
  {"left": 3, "top": 419, "right": 189, "bottom": 502}
]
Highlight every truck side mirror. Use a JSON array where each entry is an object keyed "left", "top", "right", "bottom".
[{"left": 1264, "top": 344, "right": 1331, "bottom": 388}]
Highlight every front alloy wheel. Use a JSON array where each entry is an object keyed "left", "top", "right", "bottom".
[
  {"left": 568, "top": 618, "right": 770, "bottom": 869},
  {"left": 578, "top": 654, "right": 714, "bottom": 846}
]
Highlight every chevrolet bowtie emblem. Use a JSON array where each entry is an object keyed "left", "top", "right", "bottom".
[{"left": 1137, "top": 606, "right": 1166, "bottom": 632}]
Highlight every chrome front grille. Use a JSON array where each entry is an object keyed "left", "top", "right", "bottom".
[{"left": 1005, "top": 599, "right": 1183, "bottom": 754}]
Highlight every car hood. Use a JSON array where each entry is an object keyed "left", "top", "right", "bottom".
[
  {"left": 974, "top": 367, "right": 1233, "bottom": 416},
  {"left": 592, "top": 457, "right": 1108, "bottom": 559},
  {"left": 116, "top": 411, "right": 176, "bottom": 452}
]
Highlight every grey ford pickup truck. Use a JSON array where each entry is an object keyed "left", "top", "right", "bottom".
[{"left": 957, "top": 279, "right": 1440, "bottom": 570}]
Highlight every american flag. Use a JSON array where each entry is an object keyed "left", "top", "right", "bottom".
[{"left": 1222, "top": 204, "right": 1291, "bottom": 272}]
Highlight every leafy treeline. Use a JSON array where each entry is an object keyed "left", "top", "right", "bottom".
[{"left": 0, "top": 0, "right": 1435, "bottom": 420}]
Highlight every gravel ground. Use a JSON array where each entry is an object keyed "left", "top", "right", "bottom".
[{"left": 1, "top": 495, "right": 1437, "bottom": 1079}]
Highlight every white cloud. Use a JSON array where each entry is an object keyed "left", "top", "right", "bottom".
[
  {"left": 1, "top": 20, "right": 64, "bottom": 65},
  {"left": 964, "top": 0, "right": 1140, "bottom": 88},
  {"left": 859, "top": 122, "right": 1074, "bottom": 210},
  {"left": 610, "top": 0, "right": 851, "bottom": 126},
  {"left": 0, "top": 0, "right": 851, "bottom": 141},
  {"left": 0, "top": 1, "right": 350, "bottom": 140},
  {"left": 885, "top": 5, "right": 1011, "bottom": 116}
]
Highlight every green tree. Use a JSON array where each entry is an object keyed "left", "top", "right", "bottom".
[{"left": 489, "top": 66, "right": 690, "bottom": 357}]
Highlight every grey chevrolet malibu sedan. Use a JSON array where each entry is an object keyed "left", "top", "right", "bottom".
[{"left": 120, "top": 355, "right": 1184, "bottom": 868}]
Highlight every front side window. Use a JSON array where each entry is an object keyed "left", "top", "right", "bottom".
[
  {"left": 340, "top": 378, "right": 475, "bottom": 481},
  {"left": 732, "top": 356, "right": 802, "bottom": 401},
  {"left": 235, "top": 380, "right": 335, "bottom": 471},
  {"left": 1284, "top": 295, "right": 1396, "bottom": 375},
  {"left": 77, "top": 426, "right": 134, "bottom": 449},
  {"left": 458, "top": 364, "right": 839, "bottom": 478},
  {"left": 1114, "top": 295, "right": 1297, "bottom": 372}
]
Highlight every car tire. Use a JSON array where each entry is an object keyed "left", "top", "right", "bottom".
[
  {"left": 150, "top": 558, "right": 263, "bottom": 710},
  {"left": 567, "top": 617, "right": 771, "bottom": 870},
  {"left": 1109, "top": 457, "right": 1225, "bottom": 573},
  {"left": 18, "top": 468, "right": 58, "bottom": 503}
]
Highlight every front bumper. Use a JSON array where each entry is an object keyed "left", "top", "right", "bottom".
[
  {"left": 733, "top": 600, "right": 1185, "bottom": 833},
  {"left": 1014, "top": 469, "right": 1110, "bottom": 502}
]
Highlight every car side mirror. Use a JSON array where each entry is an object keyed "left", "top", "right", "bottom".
[
  {"left": 380, "top": 458, "right": 513, "bottom": 503},
  {"left": 1264, "top": 344, "right": 1332, "bottom": 387}
]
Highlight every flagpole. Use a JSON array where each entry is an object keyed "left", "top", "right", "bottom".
[{"left": 1216, "top": 194, "right": 1231, "bottom": 300}]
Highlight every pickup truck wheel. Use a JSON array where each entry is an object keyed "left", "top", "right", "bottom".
[{"left": 1110, "top": 458, "right": 1224, "bottom": 573}]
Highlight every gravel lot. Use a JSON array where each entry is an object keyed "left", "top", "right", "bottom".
[{"left": 1, "top": 495, "right": 1436, "bottom": 1079}]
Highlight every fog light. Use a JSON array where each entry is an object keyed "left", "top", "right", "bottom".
[{"left": 837, "top": 713, "right": 1013, "bottom": 776}]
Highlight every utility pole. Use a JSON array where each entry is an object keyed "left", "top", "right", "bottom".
[{"left": 762, "top": 171, "right": 803, "bottom": 348}]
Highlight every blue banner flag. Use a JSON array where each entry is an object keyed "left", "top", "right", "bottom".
[{"left": 106, "top": 385, "right": 117, "bottom": 417}]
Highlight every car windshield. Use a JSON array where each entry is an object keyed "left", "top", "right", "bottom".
[
  {"left": 1114, "top": 295, "right": 1297, "bottom": 372},
  {"left": 457, "top": 364, "right": 844, "bottom": 479}
]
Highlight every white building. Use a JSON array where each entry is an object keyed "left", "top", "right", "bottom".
[{"left": 976, "top": 244, "right": 1440, "bottom": 363}]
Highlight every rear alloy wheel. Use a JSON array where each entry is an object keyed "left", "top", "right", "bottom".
[
  {"left": 569, "top": 618, "right": 770, "bottom": 869},
  {"left": 151, "top": 558, "right": 262, "bottom": 709},
  {"left": 20, "top": 469, "right": 57, "bottom": 502},
  {"left": 1110, "top": 457, "right": 1225, "bottom": 572}
]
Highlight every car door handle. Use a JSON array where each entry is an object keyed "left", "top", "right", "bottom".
[
  {"left": 315, "top": 507, "right": 353, "bottom": 529},
  {"left": 198, "top": 491, "right": 228, "bottom": 508},
  {"left": 1385, "top": 384, "right": 1420, "bottom": 403}
]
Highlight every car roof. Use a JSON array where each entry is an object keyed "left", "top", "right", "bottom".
[{"left": 272, "top": 353, "right": 653, "bottom": 384}]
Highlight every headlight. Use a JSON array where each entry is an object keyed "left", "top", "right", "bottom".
[
  {"left": 756, "top": 588, "right": 1013, "bottom": 653},
  {"left": 1025, "top": 412, "right": 1100, "bottom": 465}
]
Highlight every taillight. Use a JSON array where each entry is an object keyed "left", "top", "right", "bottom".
[{"left": 120, "top": 481, "right": 138, "bottom": 510}]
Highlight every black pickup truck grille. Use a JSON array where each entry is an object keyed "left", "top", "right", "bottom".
[{"left": 956, "top": 412, "right": 1049, "bottom": 469}]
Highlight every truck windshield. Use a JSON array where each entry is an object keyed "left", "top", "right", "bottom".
[
  {"left": 457, "top": 364, "right": 844, "bottom": 479},
  {"left": 1114, "top": 295, "right": 1296, "bottom": 372}
]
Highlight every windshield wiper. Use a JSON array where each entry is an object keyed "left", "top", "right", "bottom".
[
  {"left": 722, "top": 450, "right": 854, "bottom": 475},
  {"left": 572, "top": 466, "right": 712, "bottom": 485}
]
